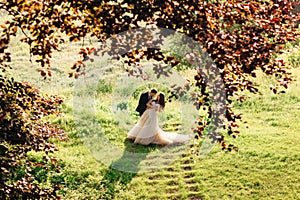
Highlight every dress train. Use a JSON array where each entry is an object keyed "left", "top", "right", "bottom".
[{"left": 127, "top": 108, "right": 191, "bottom": 145}]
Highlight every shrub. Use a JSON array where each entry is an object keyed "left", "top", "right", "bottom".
[{"left": 0, "top": 74, "right": 66, "bottom": 199}]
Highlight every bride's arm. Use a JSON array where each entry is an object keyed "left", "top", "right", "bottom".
[
  {"left": 146, "top": 99, "right": 154, "bottom": 109},
  {"left": 157, "top": 105, "right": 163, "bottom": 112}
]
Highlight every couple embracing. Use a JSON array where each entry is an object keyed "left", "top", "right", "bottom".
[{"left": 127, "top": 88, "right": 191, "bottom": 145}]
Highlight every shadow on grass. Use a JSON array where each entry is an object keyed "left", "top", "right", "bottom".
[{"left": 100, "top": 138, "right": 160, "bottom": 199}]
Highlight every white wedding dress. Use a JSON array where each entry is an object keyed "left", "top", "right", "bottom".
[{"left": 127, "top": 102, "right": 191, "bottom": 145}]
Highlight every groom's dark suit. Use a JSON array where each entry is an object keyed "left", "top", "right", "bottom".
[{"left": 136, "top": 92, "right": 151, "bottom": 117}]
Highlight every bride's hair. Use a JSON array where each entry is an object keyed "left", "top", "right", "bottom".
[{"left": 157, "top": 93, "right": 165, "bottom": 109}]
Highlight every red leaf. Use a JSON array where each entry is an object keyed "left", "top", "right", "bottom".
[{"left": 40, "top": 70, "right": 46, "bottom": 77}]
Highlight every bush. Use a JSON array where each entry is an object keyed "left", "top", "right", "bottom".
[{"left": 0, "top": 74, "right": 66, "bottom": 199}]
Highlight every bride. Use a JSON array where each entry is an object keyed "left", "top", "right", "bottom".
[{"left": 127, "top": 92, "right": 191, "bottom": 145}]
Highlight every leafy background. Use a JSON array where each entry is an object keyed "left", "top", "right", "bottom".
[{"left": 1, "top": 1, "right": 300, "bottom": 199}]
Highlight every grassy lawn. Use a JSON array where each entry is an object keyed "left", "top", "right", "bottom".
[
  {"left": 3, "top": 21, "right": 300, "bottom": 199},
  {"left": 50, "top": 69, "right": 300, "bottom": 200}
]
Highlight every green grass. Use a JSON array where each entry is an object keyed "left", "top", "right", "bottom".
[
  {"left": 20, "top": 67, "right": 300, "bottom": 199},
  {"left": 2, "top": 15, "right": 300, "bottom": 199}
]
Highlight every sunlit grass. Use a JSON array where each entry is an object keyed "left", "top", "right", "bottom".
[{"left": 33, "top": 64, "right": 300, "bottom": 199}]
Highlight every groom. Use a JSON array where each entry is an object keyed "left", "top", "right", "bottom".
[{"left": 136, "top": 88, "right": 157, "bottom": 117}]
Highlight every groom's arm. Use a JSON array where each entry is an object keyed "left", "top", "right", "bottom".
[{"left": 136, "top": 93, "right": 146, "bottom": 111}]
